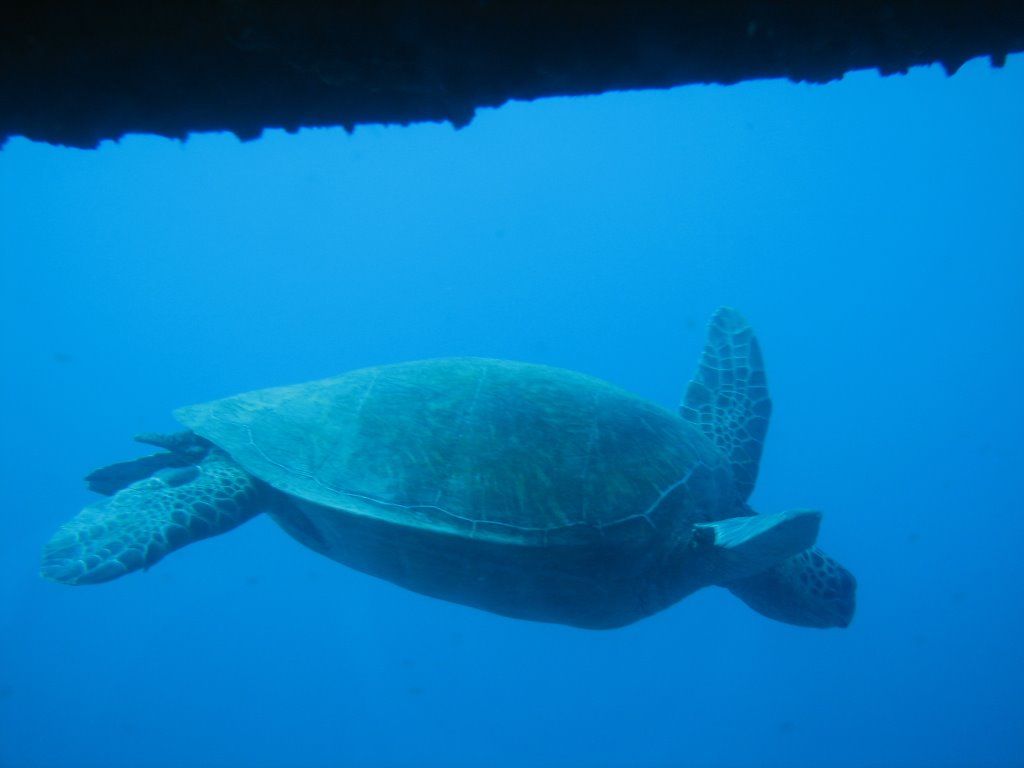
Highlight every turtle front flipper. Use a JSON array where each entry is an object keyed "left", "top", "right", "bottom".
[
  {"left": 83, "top": 432, "right": 212, "bottom": 495},
  {"left": 42, "top": 451, "right": 265, "bottom": 585},
  {"left": 724, "top": 546, "right": 857, "bottom": 628}
]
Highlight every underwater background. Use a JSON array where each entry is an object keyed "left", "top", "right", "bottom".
[{"left": 1, "top": 53, "right": 1022, "bottom": 768}]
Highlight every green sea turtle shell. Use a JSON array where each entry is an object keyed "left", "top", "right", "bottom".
[{"left": 174, "top": 357, "right": 736, "bottom": 551}]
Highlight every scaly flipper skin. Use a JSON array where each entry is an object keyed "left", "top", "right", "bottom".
[
  {"left": 725, "top": 546, "right": 857, "bottom": 628},
  {"left": 681, "top": 306, "right": 771, "bottom": 502},
  {"left": 684, "top": 308, "right": 857, "bottom": 628},
  {"left": 41, "top": 450, "right": 265, "bottom": 585}
]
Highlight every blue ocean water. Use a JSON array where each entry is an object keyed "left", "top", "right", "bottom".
[{"left": 1, "top": 54, "right": 1022, "bottom": 768}]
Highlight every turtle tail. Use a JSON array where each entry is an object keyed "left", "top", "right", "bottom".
[{"left": 41, "top": 449, "right": 265, "bottom": 585}]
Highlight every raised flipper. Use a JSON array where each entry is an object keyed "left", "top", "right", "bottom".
[
  {"left": 694, "top": 509, "right": 820, "bottom": 584},
  {"left": 681, "top": 307, "right": 771, "bottom": 501},
  {"left": 42, "top": 450, "right": 265, "bottom": 585},
  {"left": 84, "top": 452, "right": 189, "bottom": 495},
  {"left": 724, "top": 546, "right": 857, "bottom": 628},
  {"left": 84, "top": 432, "right": 212, "bottom": 495}
]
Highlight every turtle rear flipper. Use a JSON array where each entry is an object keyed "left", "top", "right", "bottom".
[
  {"left": 42, "top": 452, "right": 265, "bottom": 585},
  {"left": 724, "top": 547, "right": 857, "bottom": 628},
  {"left": 681, "top": 306, "right": 771, "bottom": 501},
  {"left": 695, "top": 508, "right": 820, "bottom": 583}
]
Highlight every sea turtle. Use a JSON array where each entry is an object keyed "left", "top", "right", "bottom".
[{"left": 41, "top": 307, "right": 855, "bottom": 629}]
